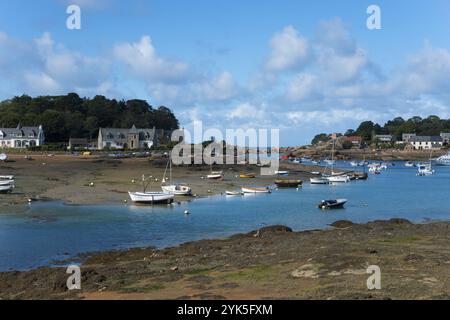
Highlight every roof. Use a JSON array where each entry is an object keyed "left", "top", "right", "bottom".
[
  {"left": 99, "top": 126, "right": 156, "bottom": 140},
  {"left": 0, "top": 125, "right": 42, "bottom": 139},
  {"left": 410, "top": 136, "right": 443, "bottom": 142}
]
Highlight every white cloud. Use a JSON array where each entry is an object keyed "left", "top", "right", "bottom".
[
  {"left": 266, "top": 26, "right": 309, "bottom": 72},
  {"left": 115, "top": 36, "right": 189, "bottom": 83}
]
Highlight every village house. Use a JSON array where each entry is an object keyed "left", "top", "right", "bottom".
[
  {"left": 343, "top": 136, "right": 363, "bottom": 147},
  {"left": 409, "top": 136, "right": 443, "bottom": 150},
  {"left": 402, "top": 133, "right": 416, "bottom": 143},
  {"left": 441, "top": 132, "right": 450, "bottom": 144},
  {"left": 0, "top": 124, "right": 45, "bottom": 149},
  {"left": 97, "top": 125, "right": 156, "bottom": 150}
]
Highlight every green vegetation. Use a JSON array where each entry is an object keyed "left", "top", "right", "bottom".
[
  {"left": 311, "top": 115, "right": 450, "bottom": 144},
  {"left": 0, "top": 93, "right": 179, "bottom": 142}
]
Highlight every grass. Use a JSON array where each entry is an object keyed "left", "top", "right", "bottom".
[
  {"left": 376, "top": 236, "right": 424, "bottom": 244},
  {"left": 222, "top": 264, "right": 276, "bottom": 282},
  {"left": 120, "top": 283, "right": 166, "bottom": 293}
]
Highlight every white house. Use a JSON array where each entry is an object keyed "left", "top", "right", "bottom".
[
  {"left": 409, "top": 136, "right": 443, "bottom": 150},
  {"left": 441, "top": 132, "right": 450, "bottom": 144},
  {"left": 0, "top": 124, "right": 45, "bottom": 149}
]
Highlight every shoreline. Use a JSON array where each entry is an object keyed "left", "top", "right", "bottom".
[{"left": 2, "top": 218, "right": 450, "bottom": 300}]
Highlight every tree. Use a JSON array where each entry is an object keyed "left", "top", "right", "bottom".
[{"left": 311, "top": 133, "right": 331, "bottom": 145}]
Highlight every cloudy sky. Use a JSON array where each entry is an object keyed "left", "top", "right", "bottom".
[{"left": 1, "top": 0, "right": 450, "bottom": 145}]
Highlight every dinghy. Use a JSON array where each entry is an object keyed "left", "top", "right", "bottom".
[
  {"left": 241, "top": 187, "right": 271, "bottom": 194},
  {"left": 225, "top": 190, "right": 243, "bottom": 196},
  {"left": 310, "top": 177, "right": 329, "bottom": 185},
  {"left": 240, "top": 173, "right": 256, "bottom": 179},
  {"left": 207, "top": 172, "right": 224, "bottom": 180},
  {"left": 274, "top": 179, "right": 302, "bottom": 188}
]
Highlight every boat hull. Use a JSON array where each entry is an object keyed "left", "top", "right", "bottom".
[
  {"left": 274, "top": 180, "right": 302, "bottom": 188},
  {"left": 161, "top": 185, "right": 192, "bottom": 195},
  {"left": 310, "top": 177, "right": 329, "bottom": 184},
  {"left": 128, "top": 192, "right": 174, "bottom": 204},
  {"left": 241, "top": 187, "right": 271, "bottom": 194},
  {"left": 0, "top": 185, "right": 14, "bottom": 194},
  {"left": 318, "top": 199, "right": 347, "bottom": 209}
]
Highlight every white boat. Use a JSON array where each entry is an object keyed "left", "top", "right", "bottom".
[
  {"left": 435, "top": 152, "right": 450, "bottom": 166},
  {"left": 225, "top": 190, "right": 243, "bottom": 196},
  {"left": 0, "top": 180, "right": 14, "bottom": 186},
  {"left": 0, "top": 153, "right": 7, "bottom": 162},
  {"left": 417, "top": 164, "right": 435, "bottom": 176},
  {"left": 327, "top": 175, "right": 350, "bottom": 183},
  {"left": 241, "top": 187, "right": 271, "bottom": 194},
  {"left": 405, "top": 161, "right": 415, "bottom": 167},
  {"left": 0, "top": 175, "right": 13, "bottom": 180},
  {"left": 161, "top": 154, "right": 192, "bottom": 195},
  {"left": 207, "top": 171, "right": 224, "bottom": 180},
  {"left": 128, "top": 191, "right": 174, "bottom": 204},
  {"left": 0, "top": 184, "right": 14, "bottom": 193},
  {"left": 350, "top": 161, "right": 358, "bottom": 167},
  {"left": 310, "top": 177, "right": 329, "bottom": 185},
  {"left": 275, "top": 170, "right": 289, "bottom": 176}
]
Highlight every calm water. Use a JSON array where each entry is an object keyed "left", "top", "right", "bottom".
[{"left": 0, "top": 161, "right": 449, "bottom": 271}]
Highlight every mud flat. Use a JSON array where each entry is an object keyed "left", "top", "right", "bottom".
[
  {"left": 1, "top": 219, "right": 450, "bottom": 300},
  {"left": 0, "top": 154, "right": 313, "bottom": 207}
]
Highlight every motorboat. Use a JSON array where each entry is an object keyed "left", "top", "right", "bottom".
[
  {"left": 0, "top": 175, "right": 14, "bottom": 180},
  {"left": 128, "top": 191, "right": 174, "bottom": 204},
  {"left": 310, "top": 177, "right": 330, "bottom": 185},
  {"left": 435, "top": 152, "right": 450, "bottom": 166},
  {"left": 274, "top": 179, "right": 302, "bottom": 188},
  {"left": 274, "top": 170, "right": 289, "bottom": 176},
  {"left": 405, "top": 161, "right": 415, "bottom": 167},
  {"left": 0, "top": 179, "right": 14, "bottom": 186},
  {"left": 241, "top": 187, "right": 271, "bottom": 194},
  {"left": 318, "top": 199, "right": 347, "bottom": 209}
]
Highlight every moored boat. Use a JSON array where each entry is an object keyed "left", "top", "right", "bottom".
[
  {"left": 240, "top": 173, "right": 256, "bottom": 179},
  {"left": 241, "top": 187, "right": 271, "bottom": 194},
  {"left": 318, "top": 199, "right": 347, "bottom": 209},
  {"left": 225, "top": 190, "right": 243, "bottom": 196},
  {"left": 0, "top": 184, "right": 14, "bottom": 194},
  {"left": 0, "top": 179, "right": 14, "bottom": 186},
  {"left": 274, "top": 179, "right": 302, "bottom": 188},
  {"left": 161, "top": 154, "right": 192, "bottom": 195},
  {"left": 310, "top": 177, "right": 329, "bottom": 185},
  {"left": 435, "top": 152, "right": 450, "bottom": 166},
  {"left": 0, "top": 175, "right": 14, "bottom": 180},
  {"left": 128, "top": 191, "right": 174, "bottom": 204},
  {"left": 327, "top": 175, "right": 350, "bottom": 183},
  {"left": 207, "top": 171, "right": 224, "bottom": 180}
]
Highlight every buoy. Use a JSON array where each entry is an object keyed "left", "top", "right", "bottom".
[
  {"left": 184, "top": 210, "right": 190, "bottom": 215},
  {"left": 131, "top": 179, "right": 135, "bottom": 183},
  {"left": 123, "top": 199, "right": 127, "bottom": 203},
  {"left": 155, "top": 178, "right": 159, "bottom": 182},
  {"left": 201, "top": 176, "right": 204, "bottom": 180},
  {"left": 207, "top": 190, "right": 212, "bottom": 193},
  {"left": 89, "top": 182, "right": 94, "bottom": 187}
]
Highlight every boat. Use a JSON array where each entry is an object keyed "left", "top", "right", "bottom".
[
  {"left": 435, "top": 152, "right": 450, "bottom": 166},
  {"left": 274, "top": 179, "right": 302, "bottom": 188},
  {"left": 318, "top": 199, "right": 347, "bottom": 209},
  {"left": 128, "top": 191, "right": 174, "bottom": 204},
  {"left": 327, "top": 175, "right": 350, "bottom": 183},
  {"left": 225, "top": 190, "right": 243, "bottom": 196},
  {"left": 240, "top": 173, "right": 256, "bottom": 179},
  {"left": 324, "top": 159, "right": 335, "bottom": 165},
  {"left": 417, "top": 152, "right": 435, "bottom": 176},
  {"left": 241, "top": 187, "right": 271, "bottom": 194},
  {"left": 207, "top": 171, "right": 224, "bottom": 180},
  {"left": 274, "top": 170, "right": 289, "bottom": 176},
  {"left": 405, "top": 161, "right": 415, "bottom": 167},
  {"left": 0, "top": 184, "right": 14, "bottom": 194},
  {"left": 0, "top": 175, "right": 14, "bottom": 180},
  {"left": 310, "top": 177, "right": 329, "bottom": 184},
  {"left": 129, "top": 174, "right": 175, "bottom": 204},
  {"left": 354, "top": 172, "right": 368, "bottom": 180},
  {"left": 0, "top": 179, "right": 14, "bottom": 186},
  {"left": 290, "top": 158, "right": 301, "bottom": 164},
  {"left": 161, "top": 153, "right": 192, "bottom": 195},
  {"left": 0, "top": 153, "right": 7, "bottom": 162},
  {"left": 350, "top": 161, "right": 358, "bottom": 167}
]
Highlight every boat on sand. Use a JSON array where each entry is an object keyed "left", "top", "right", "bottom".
[
  {"left": 241, "top": 187, "right": 271, "bottom": 194},
  {"left": 274, "top": 179, "right": 302, "bottom": 188}
]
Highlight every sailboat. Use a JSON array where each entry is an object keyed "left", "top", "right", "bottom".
[
  {"left": 206, "top": 159, "right": 224, "bottom": 180},
  {"left": 161, "top": 153, "right": 192, "bottom": 195},
  {"left": 128, "top": 174, "right": 175, "bottom": 204},
  {"left": 326, "top": 140, "right": 349, "bottom": 183}
]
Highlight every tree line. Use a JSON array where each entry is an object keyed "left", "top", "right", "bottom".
[
  {"left": 0, "top": 93, "right": 180, "bottom": 142},
  {"left": 312, "top": 115, "right": 450, "bottom": 145}
]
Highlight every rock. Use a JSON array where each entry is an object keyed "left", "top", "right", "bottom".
[
  {"left": 257, "top": 225, "right": 293, "bottom": 236},
  {"left": 330, "top": 220, "right": 354, "bottom": 229},
  {"left": 291, "top": 264, "right": 319, "bottom": 279},
  {"left": 170, "top": 266, "right": 179, "bottom": 271},
  {"left": 389, "top": 218, "right": 412, "bottom": 225}
]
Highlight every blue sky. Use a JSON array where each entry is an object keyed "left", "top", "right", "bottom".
[{"left": 1, "top": 0, "right": 450, "bottom": 145}]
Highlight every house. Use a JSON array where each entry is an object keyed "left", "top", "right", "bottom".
[
  {"left": 409, "top": 136, "right": 443, "bottom": 150},
  {"left": 441, "top": 132, "right": 450, "bottom": 144},
  {"left": 68, "top": 138, "right": 97, "bottom": 151},
  {"left": 402, "top": 133, "right": 416, "bottom": 143},
  {"left": 344, "top": 136, "right": 363, "bottom": 147},
  {"left": 97, "top": 125, "right": 156, "bottom": 150},
  {"left": 0, "top": 124, "right": 45, "bottom": 149},
  {"left": 374, "top": 135, "right": 394, "bottom": 143}
]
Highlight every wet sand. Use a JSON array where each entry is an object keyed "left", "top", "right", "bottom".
[
  {"left": 1, "top": 219, "right": 450, "bottom": 300},
  {"left": 0, "top": 154, "right": 322, "bottom": 207}
]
